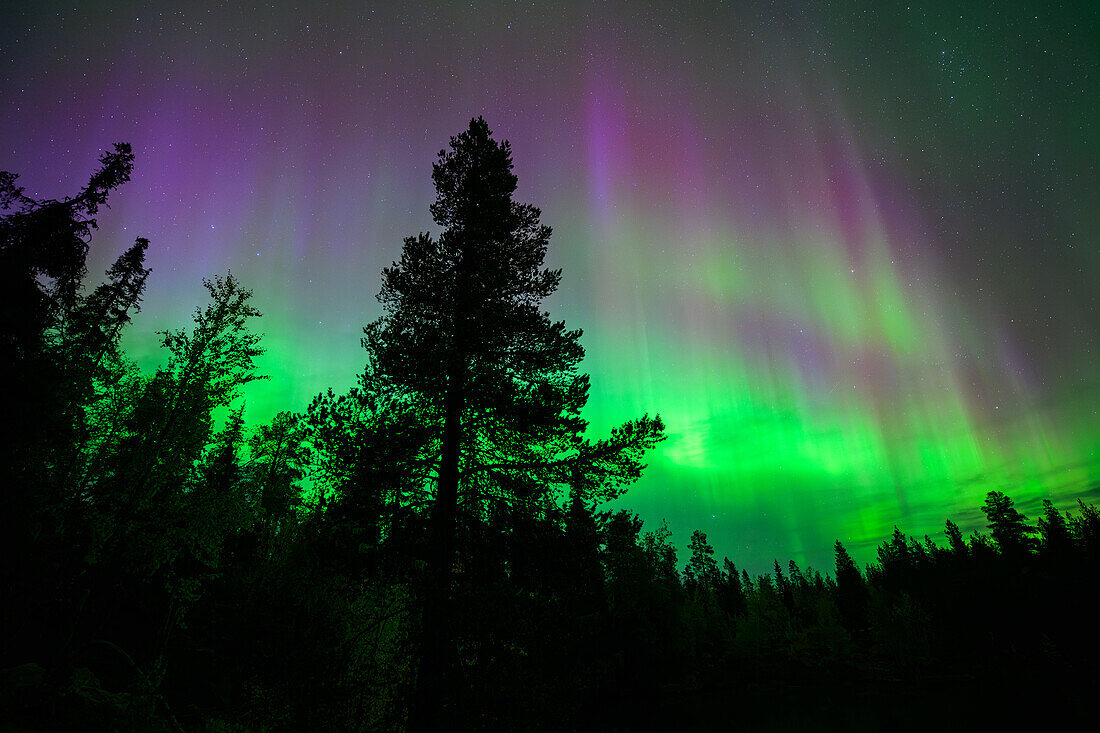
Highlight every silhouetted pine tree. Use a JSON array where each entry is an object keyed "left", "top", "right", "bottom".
[
  {"left": 981, "top": 490, "right": 1034, "bottom": 556},
  {"left": 944, "top": 519, "right": 968, "bottom": 557},
  {"left": 362, "top": 117, "right": 663, "bottom": 730},
  {"left": 684, "top": 530, "right": 720, "bottom": 595}
]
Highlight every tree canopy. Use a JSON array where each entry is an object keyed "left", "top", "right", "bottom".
[{"left": 5, "top": 132, "right": 1099, "bottom": 733}]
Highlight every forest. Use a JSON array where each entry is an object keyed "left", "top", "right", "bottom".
[{"left": 2, "top": 119, "right": 1098, "bottom": 731}]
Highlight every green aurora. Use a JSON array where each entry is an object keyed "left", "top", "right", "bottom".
[{"left": 2, "top": 1, "right": 1096, "bottom": 571}]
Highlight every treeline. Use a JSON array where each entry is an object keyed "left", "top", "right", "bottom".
[{"left": 3, "top": 133, "right": 1098, "bottom": 731}]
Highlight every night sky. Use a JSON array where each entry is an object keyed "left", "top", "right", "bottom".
[{"left": 2, "top": 1, "right": 1097, "bottom": 572}]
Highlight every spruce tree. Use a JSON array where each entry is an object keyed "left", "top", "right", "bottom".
[
  {"left": 718, "top": 558, "right": 746, "bottom": 616},
  {"left": 834, "top": 540, "right": 867, "bottom": 631},
  {"left": 1037, "top": 498, "right": 1073, "bottom": 559},
  {"left": 367, "top": 118, "right": 664, "bottom": 729}
]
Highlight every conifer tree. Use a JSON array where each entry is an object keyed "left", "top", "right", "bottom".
[
  {"left": 981, "top": 490, "right": 1034, "bottom": 556},
  {"left": 1037, "top": 498, "right": 1073, "bottom": 559},
  {"left": 1, "top": 144, "right": 142, "bottom": 502},
  {"left": 944, "top": 519, "right": 968, "bottom": 557},
  {"left": 717, "top": 558, "right": 746, "bottom": 616},
  {"left": 773, "top": 558, "right": 791, "bottom": 606},
  {"left": 366, "top": 117, "right": 664, "bottom": 729},
  {"left": 684, "top": 529, "right": 720, "bottom": 594},
  {"left": 834, "top": 540, "right": 867, "bottom": 631}
]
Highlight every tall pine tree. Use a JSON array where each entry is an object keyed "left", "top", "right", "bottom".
[{"left": 365, "top": 118, "right": 664, "bottom": 729}]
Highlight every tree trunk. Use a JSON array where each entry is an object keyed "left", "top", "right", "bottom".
[{"left": 408, "top": 367, "right": 462, "bottom": 732}]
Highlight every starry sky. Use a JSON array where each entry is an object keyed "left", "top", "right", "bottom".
[{"left": 2, "top": 1, "right": 1097, "bottom": 572}]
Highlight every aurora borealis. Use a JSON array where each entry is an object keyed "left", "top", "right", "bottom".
[{"left": 2, "top": 2, "right": 1096, "bottom": 571}]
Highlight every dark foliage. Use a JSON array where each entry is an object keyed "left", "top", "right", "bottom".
[
  {"left": 361, "top": 116, "right": 665, "bottom": 731},
  {"left": 2, "top": 131, "right": 1097, "bottom": 732}
]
